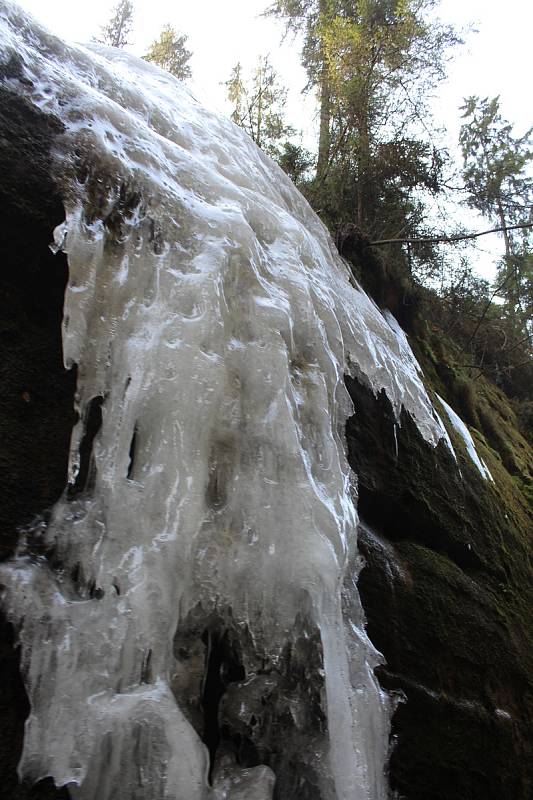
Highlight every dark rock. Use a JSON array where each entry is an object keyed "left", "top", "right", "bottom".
[
  {"left": 346, "top": 375, "right": 533, "bottom": 800},
  {"left": 173, "top": 605, "right": 329, "bottom": 800},
  {"left": 0, "top": 85, "right": 74, "bottom": 799}
]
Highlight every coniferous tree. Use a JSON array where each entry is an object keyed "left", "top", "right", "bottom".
[
  {"left": 277, "top": 141, "right": 314, "bottom": 184},
  {"left": 265, "top": 0, "right": 333, "bottom": 183},
  {"left": 225, "top": 56, "right": 295, "bottom": 159},
  {"left": 267, "top": 1, "right": 459, "bottom": 238},
  {"left": 460, "top": 97, "right": 533, "bottom": 258},
  {"left": 226, "top": 63, "right": 247, "bottom": 126},
  {"left": 144, "top": 25, "right": 192, "bottom": 81},
  {"left": 94, "top": 0, "right": 134, "bottom": 48},
  {"left": 460, "top": 96, "right": 533, "bottom": 322}
]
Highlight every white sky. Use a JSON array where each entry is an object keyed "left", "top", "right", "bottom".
[
  {"left": 15, "top": 0, "right": 533, "bottom": 132},
  {"left": 11, "top": 0, "right": 533, "bottom": 278}
]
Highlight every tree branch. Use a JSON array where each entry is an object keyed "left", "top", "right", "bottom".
[{"left": 369, "top": 221, "right": 533, "bottom": 246}]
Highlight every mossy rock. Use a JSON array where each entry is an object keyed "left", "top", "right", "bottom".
[{"left": 346, "top": 322, "right": 533, "bottom": 800}]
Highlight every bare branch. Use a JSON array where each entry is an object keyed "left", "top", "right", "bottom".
[{"left": 369, "top": 221, "right": 533, "bottom": 246}]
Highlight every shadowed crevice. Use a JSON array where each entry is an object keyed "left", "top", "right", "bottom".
[
  {"left": 0, "top": 83, "right": 74, "bottom": 799},
  {"left": 68, "top": 396, "right": 104, "bottom": 498}
]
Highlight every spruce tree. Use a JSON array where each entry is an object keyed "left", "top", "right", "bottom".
[
  {"left": 267, "top": 1, "right": 459, "bottom": 238},
  {"left": 265, "top": 0, "right": 333, "bottom": 183},
  {"left": 94, "top": 0, "right": 134, "bottom": 49},
  {"left": 226, "top": 63, "right": 247, "bottom": 128},
  {"left": 460, "top": 96, "right": 533, "bottom": 321},
  {"left": 225, "top": 56, "right": 294, "bottom": 159},
  {"left": 144, "top": 25, "right": 192, "bottom": 81}
]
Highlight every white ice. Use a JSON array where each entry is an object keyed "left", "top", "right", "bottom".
[
  {"left": 0, "top": 2, "right": 453, "bottom": 798},
  {"left": 436, "top": 394, "right": 494, "bottom": 481},
  {"left": 382, "top": 310, "right": 455, "bottom": 456}
]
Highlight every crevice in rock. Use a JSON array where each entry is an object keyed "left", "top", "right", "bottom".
[
  {"left": 68, "top": 396, "right": 104, "bottom": 498},
  {"left": 126, "top": 425, "right": 138, "bottom": 480},
  {"left": 201, "top": 627, "right": 246, "bottom": 783}
]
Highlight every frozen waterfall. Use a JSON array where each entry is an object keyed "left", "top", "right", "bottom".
[{"left": 0, "top": 2, "right": 451, "bottom": 798}]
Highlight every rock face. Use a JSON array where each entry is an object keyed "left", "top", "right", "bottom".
[
  {"left": 346, "top": 374, "right": 533, "bottom": 799},
  {"left": 0, "top": 3, "right": 532, "bottom": 800},
  {"left": 0, "top": 59, "right": 74, "bottom": 800}
]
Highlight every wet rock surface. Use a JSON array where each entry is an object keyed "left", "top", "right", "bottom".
[
  {"left": 0, "top": 85, "right": 74, "bottom": 799},
  {"left": 346, "top": 376, "right": 533, "bottom": 800},
  {"left": 173, "top": 607, "right": 329, "bottom": 799}
]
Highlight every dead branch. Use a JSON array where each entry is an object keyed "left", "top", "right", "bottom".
[{"left": 369, "top": 221, "right": 533, "bottom": 246}]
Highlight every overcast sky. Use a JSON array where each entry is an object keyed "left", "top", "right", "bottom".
[
  {"left": 13, "top": 0, "right": 532, "bottom": 130},
  {"left": 11, "top": 0, "right": 533, "bottom": 278}
]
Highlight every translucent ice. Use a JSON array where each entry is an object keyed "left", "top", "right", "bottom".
[
  {"left": 436, "top": 394, "right": 493, "bottom": 481},
  {"left": 0, "top": 2, "right": 452, "bottom": 798}
]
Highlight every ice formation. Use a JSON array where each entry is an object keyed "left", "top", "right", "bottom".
[
  {"left": 436, "top": 394, "right": 494, "bottom": 481},
  {"left": 0, "top": 2, "right": 453, "bottom": 798}
]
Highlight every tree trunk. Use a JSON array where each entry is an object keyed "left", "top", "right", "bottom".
[
  {"left": 497, "top": 199, "right": 511, "bottom": 260},
  {"left": 496, "top": 198, "right": 520, "bottom": 313},
  {"left": 316, "top": 72, "right": 331, "bottom": 184},
  {"left": 356, "top": 106, "right": 369, "bottom": 231},
  {"left": 316, "top": 0, "right": 331, "bottom": 185}
]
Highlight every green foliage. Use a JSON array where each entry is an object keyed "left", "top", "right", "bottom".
[
  {"left": 225, "top": 56, "right": 295, "bottom": 159},
  {"left": 267, "top": 3, "right": 533, "bottom": 408},
  {"left": 94, "top": 0, "right": 134, "bottom": 49},
  {"left": 276, "top": 141, "right": 315, "bottom": 184},
  {"left": 268, "top": 1, "right": 458, "bottom": 242},
  {"left": 225, "top": 62, "right": 248, "bottom": 130},
  {"left": 420, "top": 264, "right": 533, "bottom": 403},
  {"left": 144, "top": 25, "right": 192, "bottom": 81},
  {"left": 460, "top": 96, "right": 533, "bottom": 230},
  {"left": 515, "top": 400, "right": 533, "bottom": 445},
  {"left": 460, "top": 97, "right": 533, "bottom": 319}
]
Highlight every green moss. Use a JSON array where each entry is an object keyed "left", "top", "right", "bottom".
[{"left": 346, "top": 319, "right": 533, "bottom": 799}]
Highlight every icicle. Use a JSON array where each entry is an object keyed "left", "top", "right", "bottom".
[{"left": 436, "top": 394, "right": 493, "bottom": 481}]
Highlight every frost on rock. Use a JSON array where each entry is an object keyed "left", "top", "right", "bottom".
[
  {"left": 0, "top": 2, "right": 450, "bottom": 799},
  {"left": 436, "top": 394, "right": 494, "bottom": 482}
]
